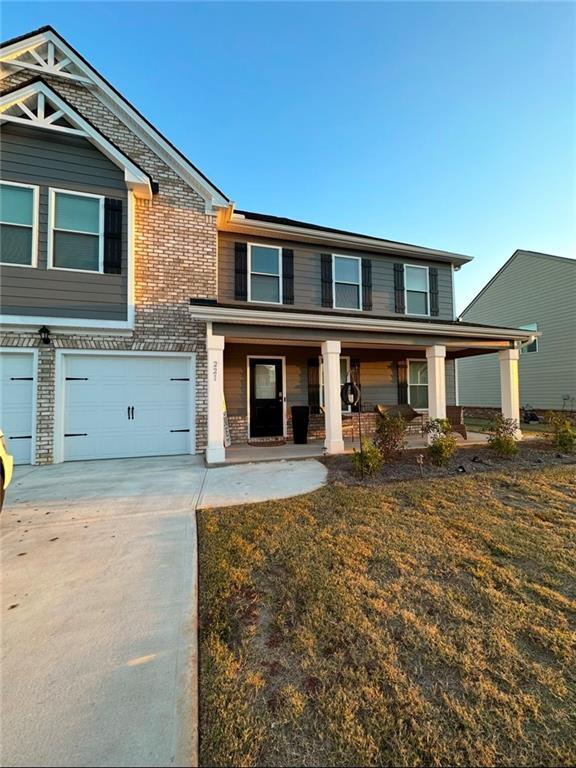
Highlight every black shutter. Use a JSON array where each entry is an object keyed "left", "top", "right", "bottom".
[
  {"left": 394, "top": 263, "right": 405, "bottom": 314},
  {"left": 361, "top": 259, "right": 372, "bottom": 311},
  {"left": 397, "top": 360, "right": 408, "bottom": 405},
  {"left": 282, "top": 248, "right": 294, "bottom": 305},
  {"left": 321, "top": 254, "right": 333, "bottom": 307},
  {"left": 429, "top": 267, "right": 439, "bottom": 316},
  {"left": 104, "top": 198, "right": 122, "bottom": 274},
  {"left": 308, "top": 357, "right": 321, "bottom": 415},
  {"left": 234, "top": 242, "right": 248, "bottom": 301},
  {"left": 351, "top": 358, "right": 361, "bottom": 412}
]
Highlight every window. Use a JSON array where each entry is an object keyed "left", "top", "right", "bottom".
[
  {"left": 249, "top": 244, "right": 282, "bottom": 303},
  {"left": 405, "top": 265, "right": 429, "bottom": 315},
  {"left": 408, "top": 360, "right": 428, "bottom": 409},
  {"left": 333, "top": 255, "right": 361, "bottom": 310},
  {"left": 319, "top": 356, "right": 351, "bottom": 413},
  {"left": 520, "top": 323, "right": 538, "bottom": 354},
  {"left": 0, "top": 182, "right": 37, "bottom": 266},
  {"left": 50, "top": 190, "right": 104, "bottom": 272}
]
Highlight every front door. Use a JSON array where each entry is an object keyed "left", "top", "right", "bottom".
[{"left": 249, "top": 358, "right": 284, "bottom": 438}]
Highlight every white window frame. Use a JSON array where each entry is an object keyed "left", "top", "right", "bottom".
[
  {"left": 333, "top": 254, "right": 362, "bottom": 311},
  {"left": 48, "top": 187, "right": 105, "bottom": 274},
  {"left": 247, "top": 242, "right": 283, "bottom": 305},
  {"left": 407, "top": 358, "right": 429, "bottom": 411},
  {"left": 404, "top": 264, "right": 430, "bottom": 317},
  {"left": 520, "top": 323, "right": 539, "bottom": 354},
  {"left": 0, "top": 180, "right": 39, "bottom": 268},
  {"left": 319, "top": 354, "right": 352, "bottom": 413}
]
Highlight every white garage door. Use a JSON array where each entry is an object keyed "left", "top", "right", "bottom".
[
  {"left": 62, "top": 354, "right": 195, "bottom": 461},
  {"left": 0, "top": 352, "right": 35, "bottom": 465}
]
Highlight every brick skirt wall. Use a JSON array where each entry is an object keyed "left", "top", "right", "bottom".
[{"left": 463, "top": 406, "right": 576, "bottom": 423}]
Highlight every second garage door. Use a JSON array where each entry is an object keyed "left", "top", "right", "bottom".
[{"left": 61, "top": 354, "right": 195, "bottom": 461}]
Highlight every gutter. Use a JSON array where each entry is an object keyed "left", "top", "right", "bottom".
[{"left": 189, "top": 303, "right": 539, "bottom": 342}]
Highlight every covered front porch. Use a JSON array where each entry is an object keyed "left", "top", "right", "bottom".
[{"left": 198, "top": 308, "right": 533, "bottom": 465}]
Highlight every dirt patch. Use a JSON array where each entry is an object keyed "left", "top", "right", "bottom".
[{"left": 323, "top": 441, "right": 576, "bottom": 486}]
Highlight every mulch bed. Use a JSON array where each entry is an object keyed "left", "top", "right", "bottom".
[{"left": 323, "top": 440, "right": 576, "bottom": 485}]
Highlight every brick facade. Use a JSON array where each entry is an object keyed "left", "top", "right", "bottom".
[{"left": 1, "top": 70, "right": 220, "bottom": 463}]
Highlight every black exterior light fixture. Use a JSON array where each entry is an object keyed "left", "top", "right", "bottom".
[{"left": 38, "top": 325, "right": 51, "bottom": 345}]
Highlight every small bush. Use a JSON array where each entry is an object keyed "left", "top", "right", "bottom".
[
  {"left": 373, "top": 413, "right": 407, "bottom": 459},
  {"left": 545, "top": 411, "right": 576, "bottom": 453},
  {"left": 351, "top": 439, "right": 384, "bottom": 476},
  {"left": 423, "top": 419, "right": 458, "bottom": 466},
  {"left": 488, "top": 415, "right": 519, "bottom": 458}
]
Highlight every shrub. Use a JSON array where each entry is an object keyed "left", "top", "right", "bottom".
[
  {"left": 373, "top": 413, "right": 407, "bottom": 460},
  {"left": 423, "top": 419, "right": 458, "bottom": 466},
  {"left": 351, "top": 439, "right": 384, "bottom": 476},
  {"left": 487, "top": 415, "right": 519, "bottom": 458},
  {"left": 545, "top": 411, "right": 576, "bottom": 453}
]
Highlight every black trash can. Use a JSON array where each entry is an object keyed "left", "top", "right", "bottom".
[{"left": 291, "top": 405, "right": 310, "bottom": 444}]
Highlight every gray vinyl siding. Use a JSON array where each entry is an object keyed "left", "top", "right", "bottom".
[
  {"left": 219, "top": 233, "right": 455, "bottom": 321},
  {"left": 458, "top": 252, "right": 576, "bottom": 410},
  {"left": 224, "top": 344, "right": 456, "bottom": 416},
  {"left": 0, "top": 124, "right": 128, "bottom": 320}
]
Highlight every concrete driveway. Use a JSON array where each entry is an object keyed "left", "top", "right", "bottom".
[{"left": 1, "top": 455, "right": 326, "bottom": 767}]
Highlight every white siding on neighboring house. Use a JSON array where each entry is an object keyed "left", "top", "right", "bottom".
[{"left": 458, "top": 252, "right": 576, "bottom": 410}]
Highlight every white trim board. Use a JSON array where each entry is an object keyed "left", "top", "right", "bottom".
[
  {"left": 0, "top": 346, "right": 39, "bottom": 464},
  {"left": 246, "top": 355, "right": 287, "bottom": 439},
  {"left": 53, "top": 349, "right": 196, "bottom": 463}
]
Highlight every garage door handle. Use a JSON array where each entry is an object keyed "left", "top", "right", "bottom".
[
  {"left": 131, "top": 406, "right": 135, "bottom": 420},
  {"left": 127, "top": 406, "right": 135, "bottom": 420}
]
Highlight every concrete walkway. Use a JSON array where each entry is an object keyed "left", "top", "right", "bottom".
[{"left": 1, "top": 455, "right": 326, "bottom": 767}]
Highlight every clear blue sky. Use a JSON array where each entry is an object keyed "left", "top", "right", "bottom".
[{"left": 3, "top": 1, "right": 575, "bottom": 310}]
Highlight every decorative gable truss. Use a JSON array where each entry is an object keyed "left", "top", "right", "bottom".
[
  {"left": 1, "top": 26, "right": 230, "bottom": 211},
  {"left": 0, "top": 79, "right": 153, "bottom": 199},
  {"left": 0, "top": 36, "right": 91, "bottom": 84}
]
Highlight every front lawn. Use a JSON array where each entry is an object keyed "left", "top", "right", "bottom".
[{"left": 198, "top": 466, "right": 576, "bottom": 767}]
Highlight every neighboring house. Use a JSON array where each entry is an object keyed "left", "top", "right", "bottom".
[
  {"left": 0, "top": 26, "right": 535, "bottom": 466},
  {"left": 458, "top": 251, "right": 576, "bottom": 413}
]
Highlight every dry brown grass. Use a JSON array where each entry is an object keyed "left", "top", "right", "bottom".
[{"left": 198, "top": 466, "right": 576, "bottom": 767}]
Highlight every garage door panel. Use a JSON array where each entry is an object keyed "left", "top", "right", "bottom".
[
  {"left": 1, "top": 352, "right": 35, "bottom": 465},
  {"left": 62, "top": 355, "right": 194, "bottom": 462}
]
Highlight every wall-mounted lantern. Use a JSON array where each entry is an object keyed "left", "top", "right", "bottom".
[{"left": 38, "top": 325, "right": 51, "bottom": 345}]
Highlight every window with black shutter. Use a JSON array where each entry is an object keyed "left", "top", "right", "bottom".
[
  {"left": 321, "top": 253, "right": 333, "bottom": 307},
  {"left": 282, "top": 248, "right": 294, "bottom": 305},
  {"left": 394, "top": 263, "right": 405, "bottom": 313},
  {"left": 307, "top": 357, "right": 321, "bottom": 414},
  {"left": 104, "top": 198, "right": 122, "bottom": 274},
  {"left": 234, "top": 241, "right": 248, "bottom": 301},
  {"left": 361, "top": 260, "right": 372, "bottom": 311},
  {"left": 397, "top": 359, "right": 408, "bottom": 404},
  {"left": 429, "top": 267, "right": 439, "bottom": 316}
]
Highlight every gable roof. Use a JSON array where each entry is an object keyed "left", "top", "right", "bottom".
[
  {"left": 0, "top": 25, "right": 230, "bottom": 209},
  {"left": 459, "top": 249, "right": 576, "bottom": 317}
]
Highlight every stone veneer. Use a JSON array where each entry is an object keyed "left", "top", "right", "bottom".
[{"left": 1, "top": 70, "right": 220, "bottom": 463}]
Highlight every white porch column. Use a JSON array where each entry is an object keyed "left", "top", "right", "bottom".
[
  {"left": 206, "top": 331, "right": 226, "bottom": 464},
  {"left": 321, "top": 340, "right": 345, "bottom": 454},
  {"left": 426, "top": 345, "right": 447, "bottom": 420},
  {"left": 499, "top": 348, "right": 522, "bottom": 438}
]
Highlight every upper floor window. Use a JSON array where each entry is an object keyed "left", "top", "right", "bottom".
[
  {"left": 405, "top": 265, "right": 430, "bottom": 315},
  {"left": 333, "top": 255, "right": 361, "bottom": 310},
  {"left": 248, "top": 244, "right": 282, "bottom": 303},
  {"left": 49, "top": 189, "right": 104, "bottom": 272},
  {"left": 520, "top": 323, "right": 538, "bottom": 353},
  {"left": 0, "top": 181, "right": 37, "bottom": 267}
]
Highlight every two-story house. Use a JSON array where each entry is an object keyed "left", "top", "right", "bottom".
[{"left": 1, "top": 26, "right": 536, "bottom": 466}]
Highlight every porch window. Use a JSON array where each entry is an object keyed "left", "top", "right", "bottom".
[
  {"left": 0, "top": 181, "right": 37, "bottom": 266},
  {"left": 405, "top": 265, "right": 429, "bottom": 315},
  {"left": 249, "top": 244, "right": 282, "bottom": 303},
  {"left": 50, "top": 189, "right": 104, "bottom": 272},
  {"left": 320, "top": 355, "right": 351, "bottom": 412},
  {"left": 333, "top": 255, "right": 361, "bottom": 310},
  {"left": 520, "top": 323, "right": 538, "bottom": 353},
  {"left": 408, "top": 360, "right": 428, "bottom": 408}
]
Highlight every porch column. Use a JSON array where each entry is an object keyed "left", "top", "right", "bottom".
[
  {"left": 206, "top": 332, "right": 226, "bottom": 464},
  {"left": 426, "top": 345, "right": 446, "bottom": 420},
  {"left": 499, "top": 348, "right": 522, "bottom": 439},
  {"left": 321, "top": 340, "right": 345, "bottom": 454}
]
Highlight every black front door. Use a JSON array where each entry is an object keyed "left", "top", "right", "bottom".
[{"left": 249, "top": 358, "right": 284, "bottom": 438}]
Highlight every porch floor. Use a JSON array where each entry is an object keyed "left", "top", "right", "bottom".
[{"left": 224, "top": 431, "right": 490, "bottom": 465}]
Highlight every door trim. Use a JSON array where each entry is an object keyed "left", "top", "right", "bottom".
[
  {"left": 53, "top": 350, "right": 196, "bottom": 463},
  {"left": 0, "top": 347, "right": 39, "bottom": 465},
  {"left": 246, "top": 355, "right": 287, "bottom": 440}
]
